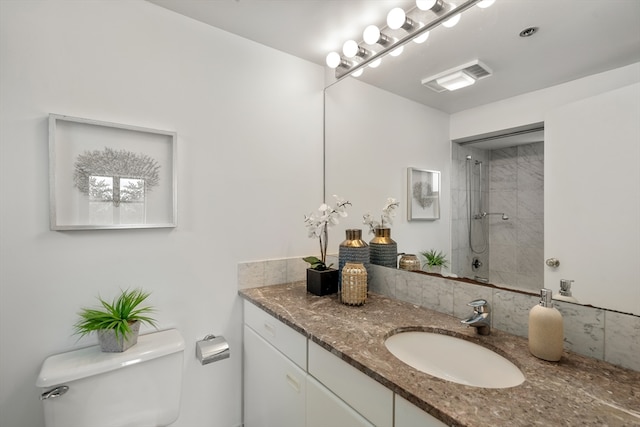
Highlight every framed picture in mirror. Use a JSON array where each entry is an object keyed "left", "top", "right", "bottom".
[
  {"left": 407, "top": 168, "right": 440, "bottom": 221},
  {"left": 49, "top": 114, "right": 177, "bottom": 230}
]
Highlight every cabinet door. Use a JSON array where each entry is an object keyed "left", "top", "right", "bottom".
[
  {"left": 306, "top": 376, "right": 375, "bottom": 427},
  {"left": 395, "top": 395, "right": 448, "bottom": 427},
  {"left": 243, "top": 325, "right": 306, "bottom": 427}
]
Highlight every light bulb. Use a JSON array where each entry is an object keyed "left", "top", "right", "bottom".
[
  {"left": 477, "top": 0, "right": 495, "bottom": 8},
  {"left": 390, "top": 45, "right": 404, "bottom": 57},
  {"left": 442, "top": 4, "right": 461, "bottom": 28},
  {"left": 413, "top": 31, "right": 430, "bottom": 44},
  {"left": 369, "top": 58, "right": 382, "bottom": 68},
  {"left": 363, "top": 25, "right": 381, "bottom": 45},
  {"left": 387, "top": 8, "right": 407, "bottom": 30},
  {"left": 351, "top": 68, "right": 364, "bottom": 77},
  {"left": 343, "top": 40, "right": 359, "bottom": 58},
  {"left": 326, "top": 52, "right": 341, "bottom": 69},
  {"left": 416, "top": 0, "right": 437, "bottom": 10}
]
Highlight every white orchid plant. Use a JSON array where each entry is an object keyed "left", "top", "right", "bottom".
[
  {"left": 303, "top": 195, "right": 351, "bottom": 270},
  {"left": 363, "top": 197, "right": 400, "bottom": 234}
]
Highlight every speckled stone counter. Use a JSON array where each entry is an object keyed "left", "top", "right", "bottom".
[{"left": 239, "top": 282, "right": 640, "bottom": 427}]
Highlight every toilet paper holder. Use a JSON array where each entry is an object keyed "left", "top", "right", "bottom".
[{"left": 196, "top": 334, "right": 230, "bottom": 365}]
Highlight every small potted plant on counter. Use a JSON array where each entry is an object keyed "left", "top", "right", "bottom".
[
  {"left": 74, "top": 288, "right": 158, "bottom": 352},
  {"left": 303, "top": 195, "right": 351, "bottom": 296},
  {"left": 420, "top": 249, "right": 449, "bottom": 274}
]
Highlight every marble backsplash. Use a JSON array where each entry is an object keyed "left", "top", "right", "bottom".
[{"left": 238, "top": 257, "right": 639, "bottom": 372}]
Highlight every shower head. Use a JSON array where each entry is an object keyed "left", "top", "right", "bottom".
[{"left": 502, "top": 214, "right": 509, "bottom": 220}]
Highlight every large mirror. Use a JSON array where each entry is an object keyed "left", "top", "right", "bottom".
[{"left": 324, "top": 0, "right": 640, "bottom": 315}]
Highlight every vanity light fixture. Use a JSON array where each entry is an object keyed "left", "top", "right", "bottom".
[
  {"left": 363, "top": 25, "right": 392, "bottom": 46},
  {"left": 442, "top": 3, "right": 461, "bottom": 28},
  {"left": 326, "top": 0, "right": 492, "bottom": 80},
  {"left": 387, "top": 8, "right": 416, "bottom": 31}
]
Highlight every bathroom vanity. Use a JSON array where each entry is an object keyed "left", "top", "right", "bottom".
[{"left": 240, "top": 282, "right": 640, "bottom": 426}]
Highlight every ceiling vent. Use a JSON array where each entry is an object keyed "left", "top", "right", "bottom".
[{"left": 421, "top": 60, "right": 492, "bottom": 93}]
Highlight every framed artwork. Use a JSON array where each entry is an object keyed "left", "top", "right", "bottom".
[
  {"left": 48, "top": 114, "right": 177, "bottom": 230},
  {"left": 408, "top": 167, "right": 440, "bottom": 221}
]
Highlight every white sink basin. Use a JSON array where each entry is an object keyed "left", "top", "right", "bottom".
[{"left": 385, "top": 331, "right": 525, "bottom": 388}]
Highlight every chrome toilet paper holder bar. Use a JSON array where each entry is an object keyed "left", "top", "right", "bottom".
[{"left": 196, "top": 334, "right": 230, "bottom": 365}]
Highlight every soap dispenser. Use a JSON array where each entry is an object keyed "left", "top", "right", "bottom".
[
  {"left": 528, "top": 288, "right": 564, "bottom": 362},
  {"left": 553, "top": 279, "right": 578, "bottom": 303}
]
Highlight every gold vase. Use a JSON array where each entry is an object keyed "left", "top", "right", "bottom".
[
  {"left": 339, "top": 229, "right": 369, "bottom": 283},
  {"left": 340, "top": 262, "right": 367, "bottom": 306},
  {"left": 369, "top": 227, "right": 397, "bottom": 268},
  {"left": 399, "top": 254, "right": 421, "bottom": 271}
]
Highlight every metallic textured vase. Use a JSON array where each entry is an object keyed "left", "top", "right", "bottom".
[
  {"left": 369, "top": 227, "right": 397, "bottom": 268},
  {"left": 338, "top": 229, "right": 370, "bottom": 284},
  {"left": 399, "top": 254, "right": 421, "bottom": 271}
]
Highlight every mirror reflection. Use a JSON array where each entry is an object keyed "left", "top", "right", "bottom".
[{"left": 324, "top": 1, "right": 639, "bottom": 315}]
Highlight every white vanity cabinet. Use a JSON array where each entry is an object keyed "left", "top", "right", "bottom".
[
  {"left": 243, "top": 299, "right": 445, "bottom": 427},
  {"left": 243, "top": 301, "right": 307, "bottom": 427}
]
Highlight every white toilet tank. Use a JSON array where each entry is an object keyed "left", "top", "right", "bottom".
[{"left": 36, "top": 329, "right": 185, "bottom": 427}]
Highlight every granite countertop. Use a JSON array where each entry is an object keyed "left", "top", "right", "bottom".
[{"left": 239, "top": 282, "right": 640, "bottom": 427}]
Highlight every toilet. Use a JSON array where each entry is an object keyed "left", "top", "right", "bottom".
[{"left": 36, "top": 329, "right": 185, "bottom": 427}]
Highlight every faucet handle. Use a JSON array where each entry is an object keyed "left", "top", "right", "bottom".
[{"left": 467, "top": 299, "right": 489, "bottom": 313}]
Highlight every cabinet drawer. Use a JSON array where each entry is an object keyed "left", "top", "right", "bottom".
[
  {"left": 395, "top": 395, "right": 447, "bottom": 427},
  {"left": 308, "top": 340, "right": 393, "bottom": 427},
  {"left": 243, "top": 300, "right": 307, "bottom": 369}
]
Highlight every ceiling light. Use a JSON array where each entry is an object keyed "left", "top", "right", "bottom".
[
  {"left": 436, "top": 71, "right": 475, "bottom": 90},
  {"left": 519, "top": 27, "right": 539, "bottom": 37},
  {"left": 442, "top": 4, "right": 461, "bottom": 28},
  {"left": 416, "top": 0, "right": 445, "bottom": 12}
]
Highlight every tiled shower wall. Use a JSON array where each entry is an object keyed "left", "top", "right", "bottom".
[
  {"left": 451, "top": 142, "right": 544, "bottom": 292},
  {"left": 238, "top": 258, "right": 640, "bottom": 372}
]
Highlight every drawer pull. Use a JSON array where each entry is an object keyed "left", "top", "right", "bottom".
[
  {"left": 263, "top": 322, "right": 276, "bottom": 337},
  {"left": 286, "top": 373, "right": 300, "bottom": 393}
]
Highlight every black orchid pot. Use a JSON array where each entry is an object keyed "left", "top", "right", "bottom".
[{"left": 306, "top": 268, "right": 339, "bottom": 296}]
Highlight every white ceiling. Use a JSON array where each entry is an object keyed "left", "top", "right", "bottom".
[{"left": 148, "top": 0, "right": 640, "bottom": 113}]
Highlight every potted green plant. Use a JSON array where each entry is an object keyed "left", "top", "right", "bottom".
[
  {"left": 420, "top": 249, "right": 449, "bottom": 274},
  {"left": 74, "top": 288, "right": 158, "bottom": 352},
  {"left": 303, "top": 195, "right": 351, "bottom": 295}
]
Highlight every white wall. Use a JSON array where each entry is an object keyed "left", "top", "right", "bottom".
[
  {"left": 450, "top": 63, "right": 640, "bottom": 140},
  {"left": 325, "top": 78, "right": 451, "bottom": 260},
  {"left": 0, "top": 1, "right": 324, "bottom": 426}
]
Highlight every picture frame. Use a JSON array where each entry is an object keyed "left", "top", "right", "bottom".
[
  {"left": 407, "top": 167, "right": 440, "bottom": 221},
  {"left": 48, "top": 114, "right": 177, "bottom": 230}
]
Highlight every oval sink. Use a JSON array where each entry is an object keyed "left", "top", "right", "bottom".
[{"left": 385, "top": 331, "right": 525, "bottom": 388}]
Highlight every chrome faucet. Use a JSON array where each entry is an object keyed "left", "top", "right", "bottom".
[{"left": 461, "top": 299, "right": 491, "bottom": 335}]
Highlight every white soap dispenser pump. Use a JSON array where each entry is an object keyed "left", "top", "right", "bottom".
[
  {"left": 553, "top": 279, "right": 578, "bottom": 303},
  {"left": 528, "top": 288, "right": 564, "bottom": 362}
]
